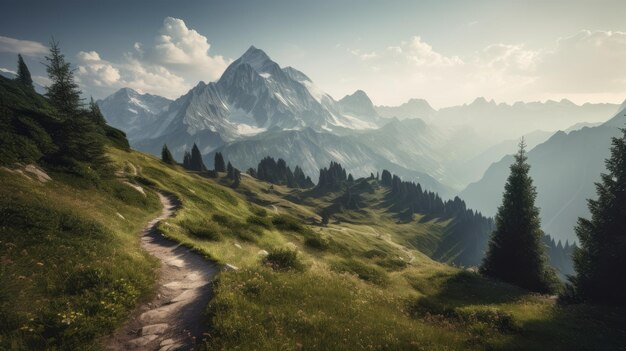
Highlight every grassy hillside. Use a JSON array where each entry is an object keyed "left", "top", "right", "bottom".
[{"left": 108, "top": 149, "right": 625, "bottom": 350}]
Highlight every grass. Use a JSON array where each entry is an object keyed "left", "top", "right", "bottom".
[
  {"left": 3, "top": 146, "right": 626, "bottom": 350},
  {"left": 0, "top": 165, "right": 161, "bottom": 350}
]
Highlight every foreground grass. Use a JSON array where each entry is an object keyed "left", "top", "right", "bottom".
[{"left": 0, "top": 163, "right": 161, "bottom": 350}]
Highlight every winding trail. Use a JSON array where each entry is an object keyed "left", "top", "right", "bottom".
[{"left": 105, "top": 193, "right": 219, "bottom": 351}]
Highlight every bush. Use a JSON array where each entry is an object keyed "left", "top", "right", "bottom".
[
  {"left": 263, "top": 249, "right": 304, "bottom": 272},
  {"left": 331, "top": 259, "right": 389, "bottom": 286},
  {"left": 247, "top": 215, "right": 273, "bottom": 229},
  {"left": 251, "top": 206, "right": 268, "bottom": 217},
  {"left": 181, "top": 219, "right": 223, "bottom": 241},
  {"left": 304, "top": 235, "right": 329, "bottom": 251},
  {"left": 271, "top": 215, "right": 305, "bottom": 232}
]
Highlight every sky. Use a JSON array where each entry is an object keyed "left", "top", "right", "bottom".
[{"left": 2, "top": 0, "right": 626, "bottom": 108}]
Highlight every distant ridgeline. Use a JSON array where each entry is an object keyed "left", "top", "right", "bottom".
[{"left": 309, "top": 161, "right": 575, "bottom": 276}]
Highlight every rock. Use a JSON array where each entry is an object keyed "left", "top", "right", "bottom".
[
  {"left": 224, "top": 263, "right": 239, "bottom": 271},
  {"left": 125, "top": 334, "right": 158, "bottom": 348},
  {"left": 170, "top": 289, "right": 197, "bottom": 303},
  {"left": 123, "top": 181, "right": 146, "bottom": 196},
  {"left": 141, "top": 323, "right": 169, "bottom": 335},
  {"left": 234, "top": 243, "right": 242, "bottom": 249},
  {"left": 159, "top": 343, "right": 184, "bottom": 351},
  {"left": 257, "top": 250, "right": 269, "bottom": 256},
  {"left": 116, "top": 212, "right": 126, "bottom": 220},
  {"left": 160, "top": 338, "right": 175, "bottom": 347},
  {"left": 23, "top": 164, "right": 51, "bottom": 182}
]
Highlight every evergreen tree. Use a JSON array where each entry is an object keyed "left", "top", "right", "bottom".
[
  {"left": 214, "top": 152, "right": 226, "bottom": 172},
  {"left": 567, "top": 128, "right": 626, "bottom": 304},
  {"left": 88, "top": 97, "right": 106, "bottom": 125},
  {"left": 183, "top": 151, "right": 192, "bottom": 169},
  {"left": 44, "top": 39, "right": 82, "bottom": 117},
  {"left": 16, "top": 54, "right": 33, "bottom": 89},
  {"left": 480, "top": 140, "right": 558, "bottom": 293},
  {"left": 189, "top": 143, "right": 206, "bottom": 171},
  {"left": 227, "top": 161, "right": 234, "bottom": 178},
  {"left": 161, "top": 144, "right": 176, "bottom": 165}
]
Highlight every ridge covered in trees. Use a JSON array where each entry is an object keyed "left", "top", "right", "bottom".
[
  {"left": 182, "top": 143, "right": 207, "bottom": 172},
  {"left": 1, "top": 45, "right": 129, "bottom": 178},
  {"left": 254, "top": 156, "right": 314, "bottom": 188}
]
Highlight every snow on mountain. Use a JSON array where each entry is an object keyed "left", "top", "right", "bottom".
[
  {"left": 130, "top": 46, "right": 385, "bottom": 159},
  {"left": 98, "top": 88, "right": 171, "bottom": 140}
]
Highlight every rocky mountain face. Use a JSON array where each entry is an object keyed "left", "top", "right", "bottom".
[{"left": 97, "top": 88, "right": 171, "bottom": 140}]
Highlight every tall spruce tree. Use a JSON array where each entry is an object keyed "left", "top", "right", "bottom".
[
  {"left": 214, "top": 152, "right": 226, "bottom": 172},
  {"left": 161, "top": 144, "right": 176, "bottom": 165},
  {"left": 44, "top": 39, "right": 82, "bottom": 117},
  {"left": 190, "top": 143, "right": 206, "bottom": 171},
  {"left": 567, "top": 128, "right": 626, "bottom": 304},
  {"left": 480, "top": 140, "right": 558, "bottom": 293},
  {"left": 16, "top": 54, "right": 34, "bottom": 89}
]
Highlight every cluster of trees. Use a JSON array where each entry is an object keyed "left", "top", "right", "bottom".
[
  {"left": 214, "top": 152, "right": 226, "bottom": 172},
  {"left": 226, "top": 161, "right": 242, "bottom": 188},
  {"left": 182, "top": 143, "right": 206, "bottom": 172},
  {"left": 1, "top": 41, "right": 129, "bottom": 178},
  {"left": 252, "top": 156, "right": 314, "bottom": 188},
  {"left": 316, "top": 161, "right": 352, "bottom": 190},
  {"left": 379, "top": 168, "right": 497, "bottom": 266},
  {"left": 545, "top": 237, "right": 575, "bottom": 277},
  {"left": 479, "top": 135, "right": 626, "bottom": 302}
]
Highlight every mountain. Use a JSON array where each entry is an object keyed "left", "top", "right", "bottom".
[
  {"left": 376, "top": 98, "right": 436, "bottom": 120},
  {"left": 460, "top": 104, "right": 626, "bottom": 244},
  {"left": 434, "top": 97, "right": 619, "bottom": 142},
  {"left": 97, "top": 88, "right": 171, "bottom": 140},
  {"left": 206, "top": 127, "right": 452, "bottom": 196},
  {"left": 337, "top": 90, "right": 381, "bottom": 126},
  {"left": 127, "top": 46, "right": 383, "bottom": 160}
]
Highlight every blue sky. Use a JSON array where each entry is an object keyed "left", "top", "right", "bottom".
[{"left": 2, "top": 0, "right": 626, "bottom": 107}]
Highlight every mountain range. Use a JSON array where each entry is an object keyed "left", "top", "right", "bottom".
[
  {"left": 98, "top": 45, "right": 622, "bottom": 202},
  {"left": 460, "top": 103, "right": 626, "bottom": 244}
]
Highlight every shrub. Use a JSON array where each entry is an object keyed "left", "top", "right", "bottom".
[
  {"left": 247, "top": 215, "right": 273, "bottom": 229},
  {"left": 304, "top": 235, "right": 330, "bottom": 251},
  {"left": 263, "top": 249, "right": 304, "bottom": 272},
  {"left": 181, "top": 219, "right": 222, "bottom": 241},
  {"left": 271, "top": 214, "right": 305, "bottom": 232},
  {"left": 331, "top": 259, "right": 389, "bottom": 286}
]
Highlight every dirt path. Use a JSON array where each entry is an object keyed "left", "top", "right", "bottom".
[{"left": 105, "top": 193, "right": 219, "bottom": 351}]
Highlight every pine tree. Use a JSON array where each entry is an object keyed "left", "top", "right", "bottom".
[
  {"left": 189, "top": 143, "right": 206, "bottom": 171},
  {"left": 480, "top": 140, "right": 559, "bottom": 293},
  {"left": 44, "top": 39, "right": 82, "bottom": 117},
  {"left": 16, "top": 54, "right": 33, "bottom": 89},
  {"left": 214, "top": 152, "right": 226, "bottom": 172},
  {"left": 161, "top": 144, "right": 176, "bottom": 165},
  {"left": 567, "top": 128, "right": 626, "bottom": 304},
  {"left": 183, "top": 151, "right": 192, "bottom": 169},
  {"left": 88, "top": 97, "right": 106, "bottom": 125},
  {"left": 227, "top": 161, "right": 234, "bottom": 179}
]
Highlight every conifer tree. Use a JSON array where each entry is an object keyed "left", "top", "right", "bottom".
[
  {"left": 567, "top": 128, "right": 626, "bottom": 304},
  {"left": 480, "top": 140, "right": 558, "bottom": 293},
  {"left": 214, "top": 152, "right": 226, "bottom": 172},
  {"left": 16, "top": 54, "right": 33, "bottom": 89},
  {"left": 227, "top": 161, "right": 234, "bottom": 179},
  {"left": 189, "top": 143, "right": 206, "bottom": 171},
  {"left": 44, "top": 39, "right": 82, "bottom": 116},
  {"left": 161, "top": 144, "right": 176, "bottom": 165},
  {"left": 183, "top": 151, "right": 192, "bottom": 169},
  {"left": 88, "top": 97, "right": 106, "bottom": 125}
]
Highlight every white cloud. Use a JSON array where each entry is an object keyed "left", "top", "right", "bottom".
[
  {"left": 147, "top": 17, "right": 229, "bottom": 80},
  {"left": 75, "top": 17, "right": 230, "bottom": 99},
  {"left": 0, "top": 36, "right": 47, "bottom": 56},
  {"left": 534, "top": 30, "right": 626, "bottom": 93},
  {"left": 342, "top": 30, "right": 626, "bottom": 106}
]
